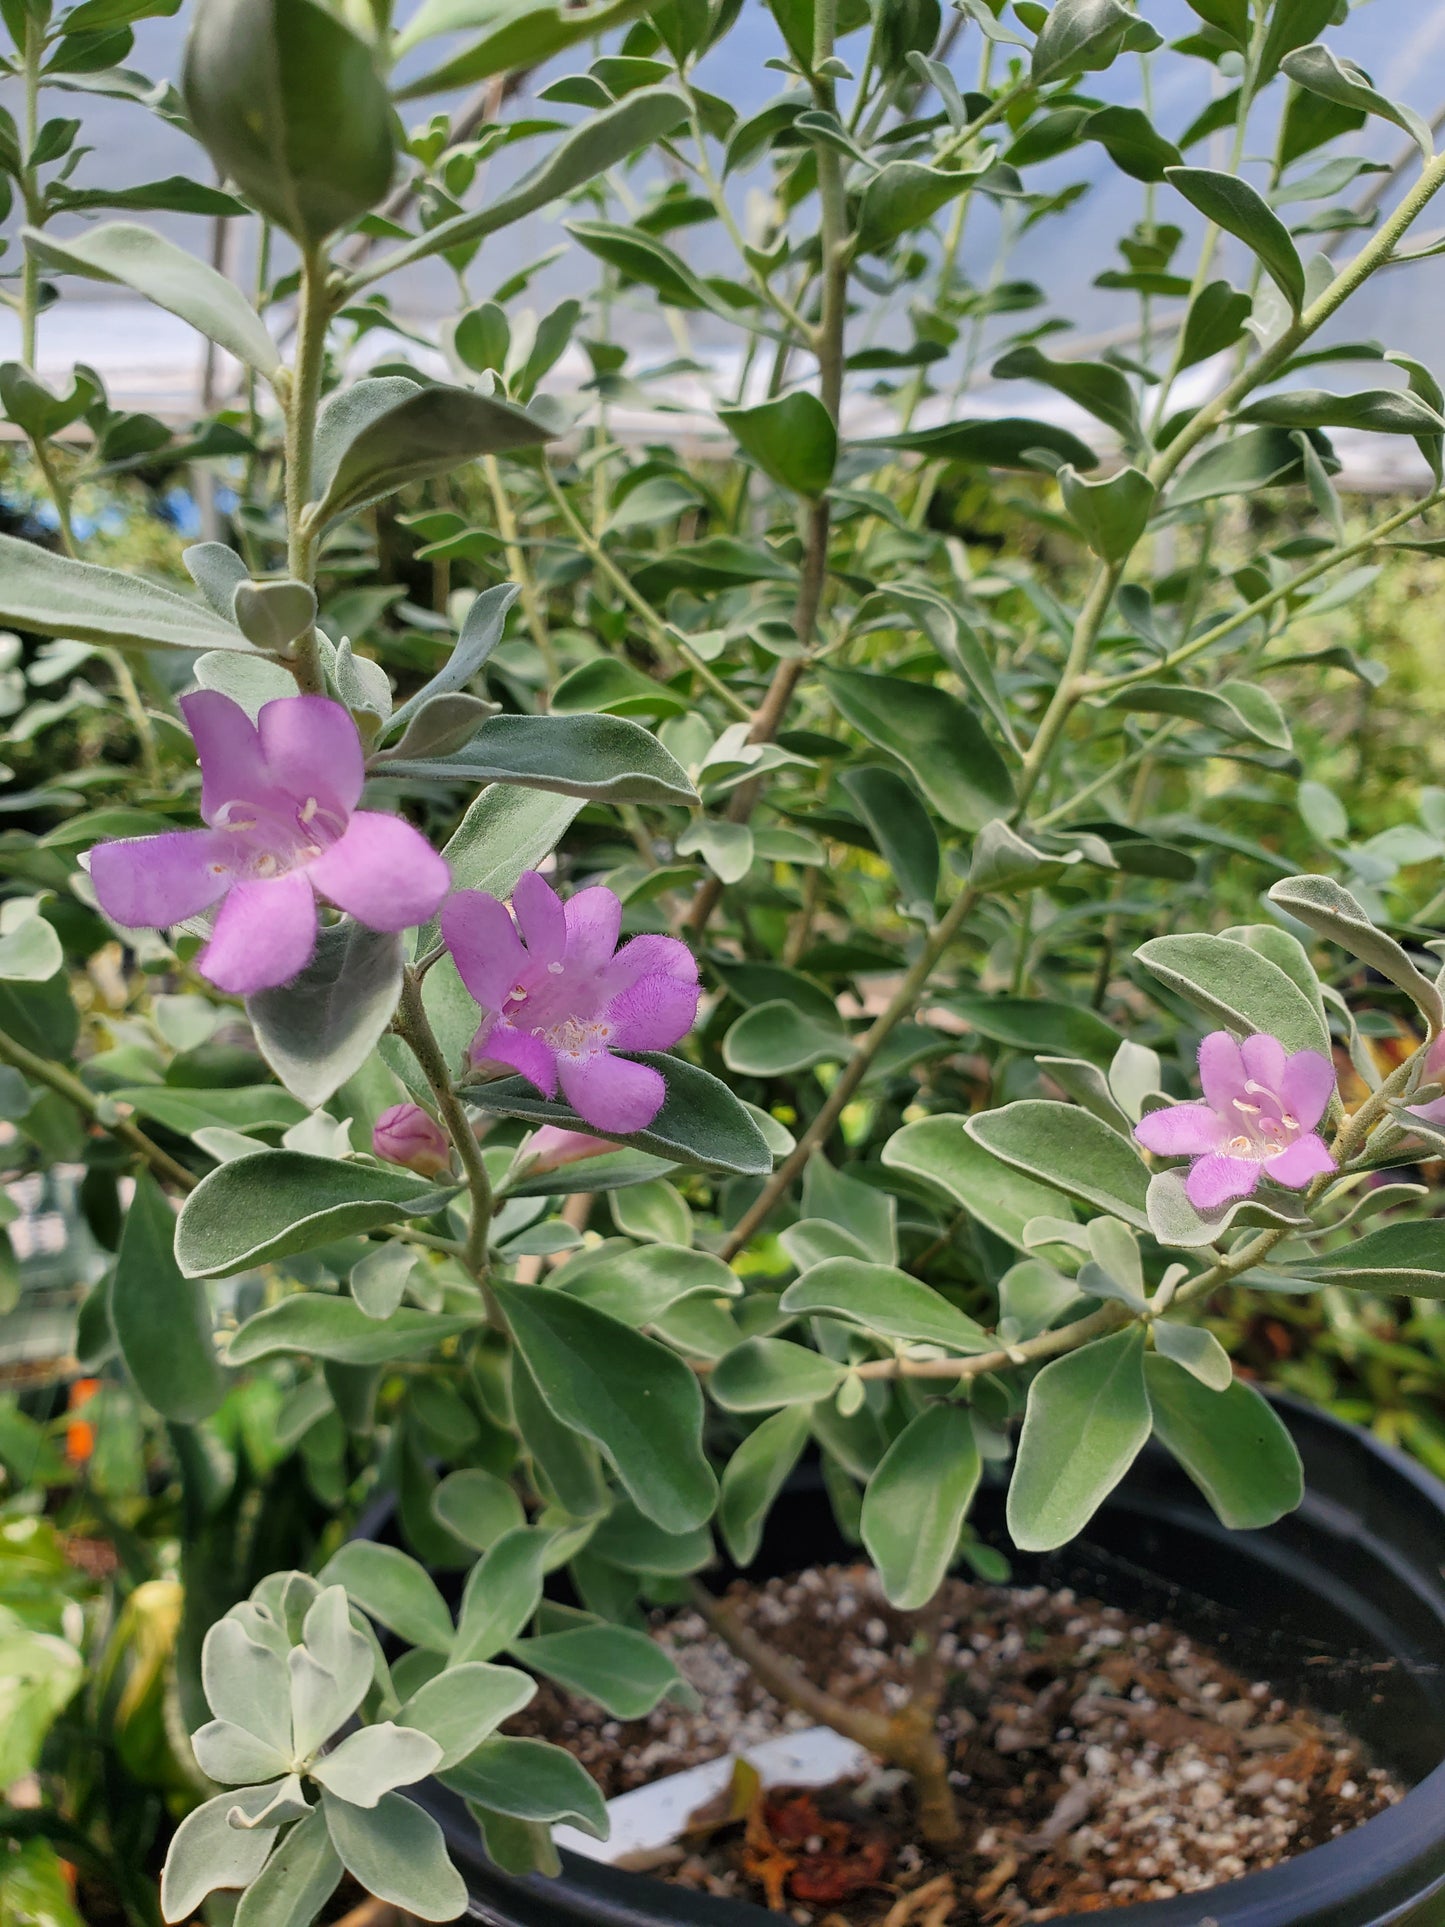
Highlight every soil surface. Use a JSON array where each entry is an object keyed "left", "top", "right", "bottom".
[{"left": 508, "top": 1563, "right": 1403, "bottom": 1924}]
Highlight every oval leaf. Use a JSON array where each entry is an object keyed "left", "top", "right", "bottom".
[
  {"left": 1007, "top": 1327, "right": 1151, "bottom": 1552},
  {"left": 861, "top": 1404, "right": 981, "bottom": 1609},
  {"left": 175, "top": 1152, "right": 459, "bottom": 1278},
  {"left": 493, "top": 1284, "right": 716, "bottom": 1532}
]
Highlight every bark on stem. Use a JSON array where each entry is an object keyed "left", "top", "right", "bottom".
[{"left": 687, "top": 1581, "right": 961, "bottom": 1848}]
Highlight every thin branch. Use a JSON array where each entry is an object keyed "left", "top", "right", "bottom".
[
  {"left": 281, "top": 246, "right": 336, "bottom": 693},
  {"left": 0, "top": 1027, "right": 196, "bottom": 1192},
  {"left": 687, "top": 1579, "right": 896, "bottom": 1753},
  {"left": 719, "top": 887, "right": 980, "bottom": 1259},
  {"left": 394, "top": 970, "right": 495, "bottom": 1288},
  {"left": 1010, "top": 144, "right": 1445, "bottom": 811},
  {"left": 542, "top": 468, "right": 749, "bottom": 719},
  {"left": 688, "top": 1579, "right": 961, "bottom": 1845},
  {"left": 1089, "top": 486, "right": 1445, "bottom": 694}
]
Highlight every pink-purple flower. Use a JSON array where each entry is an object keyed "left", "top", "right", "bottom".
[
  {"left": 373, "top": 1103, "right": 452, "bottom": 1177},
  {"left": 89, "top": 691, "right": 449, "bottom": 996},
  {"left": 441, "top": 871, "right": 699, "bottom": 1136},
  {"left": 1134, "top": 1030, "right": 1336, "bottom": 1212}
]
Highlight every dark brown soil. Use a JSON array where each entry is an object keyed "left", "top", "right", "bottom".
[{"left": 507, "top": 1564, "right": 1403, "bottom": 1923}]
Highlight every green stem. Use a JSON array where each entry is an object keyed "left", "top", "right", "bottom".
[
  {"left": 0, "top": 1027, "right": 195, "bottom": 1192},
  {"left": 1032, "top": 720, "right": 1176, "bottom": 829},
  {"left": 395, "top": 970, "right": 496, "bottom": 1288},
  {"left": 682, "top": 93, "right": 812, "bottom": 339},
  {"left": 18, "top": 19, "right": 167, "bottom": 797},
  {"left": 1152, "top": 148, "right": 1445, "bottom": 497},
  {"left": 679, "top": 18, "right": 851, "bottom": 945},
  {"left": 542, "top": 467, "right": 750, "bottom": 720},
  {"left": 719, "top": 886, "right": 981, "bottom": 1259},
  {"left": 486, "top": 455, "right": 558, "bottom": 683},
  {"left": 1147, "top": 33, "right": 1259, "bottom": 436},
  {"left": 1017, "top": 146, "right": 1445, "bottom": 805},
  {"left": 29, "top": 441, "right": 165, "bottom": 787},
  {"left": 1093, "top": 486, "right": 1445, "bottom": 692},
  {"left": 281, "top": 246, "right": 334, "bottom": 694},
  {"left": 19, "top": 15, "right": 43, "bottom": 369},
  {"left": 1014, "top": 563, "right": 1124, "bottom": 813},
  {"left": 932, "top": 76, "right": 1032, "bottom": 167}
]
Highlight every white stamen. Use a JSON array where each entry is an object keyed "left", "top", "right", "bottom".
[
  {"left": 1228, "top": 1134, "right": 1252, "bottom": 1154},
  {"left": 300, "top": 797, "right": 319, "bottom": 824},
  {"left": 1232, "top": 1098, "right": 1260, "bottom": 1115}
]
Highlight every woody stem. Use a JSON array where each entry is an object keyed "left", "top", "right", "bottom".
[
  {"left": 687, "top": 1581, "right": 961, "bottom": 1848},
  {"left": 394, "top": 970, "right": 496, "bottom": 1291}
]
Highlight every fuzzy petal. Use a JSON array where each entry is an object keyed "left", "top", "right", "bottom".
[
  {"left": 1240, "top": 1032, "right": 1287, "bottom": 1094},
  {"left": 1411, "top": 1094, "right": 1445, "bottom": 1127},
  {"left": 306, "top": 812, "right": 449, "bottom": 931},
  {"left": 198, "top": 872, "right": 317, "bottom": 994},
  {"left": 1134, "top": 1102, "right": 1227, "bottom": 1158},
  {"left": 257, "top": 695, "right": 365, "bottom": 816},
  {"left": 90, "top": 828, "right": 232, "bottom": 929},
  {"left": 512, "top": 871, "right": 566, "bottom": 966},
  {"left": 1197, "top": 1031, "right": 1246, "bottom": 1113},
  {"left": 557, "top": 1049, "right": 666, "bottom": 1135},
  {"left": 442, "top": 891, "right": 528, "bottom": 1013},
  {"left": 1279, "top": 1048, "right": 1336, "bottom": 1133},
  {"left": 1263, "top": 1133, "right": 1335, "bottom": 1190},
  {"left": 604, "top": 933, "right": 698, "bottom": 998},
  {"left": 179, "top": 690, "right": 268, "bottom": 822},
  {"left": 563, "top": 886, "right": 622, "bottom": 975},
  {"left": 472, "top": 1023, "right": 557, "bottom": 1098},
  {"left": 1185, "top": 1152, "right": 1260, "bottom": 1212},
  {"left": 604, "top": 971, "right": 700, "bottom": 1053}
]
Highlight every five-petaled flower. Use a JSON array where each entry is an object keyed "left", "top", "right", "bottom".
[
  {"left": 442, "top": 871, "right": 699, "bottom": 1135},
  {"left": 90, "top": 692, "right": 449, "bottom": 996},
  {"left": 1134, "top": 1030, "right": 1336, "bottom": 1212}
]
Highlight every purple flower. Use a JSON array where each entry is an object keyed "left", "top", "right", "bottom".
[
  {"left": 374, "top": 1103, "right": 452, "bottom": 1177},
  {"left": 441, "top": 871, "right": 699, "bottom": 1136},
  {"left": 1134, "top": 1030, "right": 1336, "bottom": 1212},
  {"left": 89, "top": 691, "right": 449, "bottom": 996}
]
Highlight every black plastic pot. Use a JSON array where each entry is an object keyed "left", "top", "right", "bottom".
[{"left": 408, "top": 1398, "right": 1445, "bottom": 1927}]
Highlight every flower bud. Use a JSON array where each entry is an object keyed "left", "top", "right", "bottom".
[
  {"left": 373, "top": 1104, "right": 451, "bottom": 1178},
  {"left": 524, "top": 1126, "right": 616, "bottom": 1175}
]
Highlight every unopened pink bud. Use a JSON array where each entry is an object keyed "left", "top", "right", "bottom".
[
  {"left": 525, "top": 1126, "right": 616, "bottom": 1175},
  {"left": 373, "top": 1104, "right": 451, "bottom": 1177}
]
